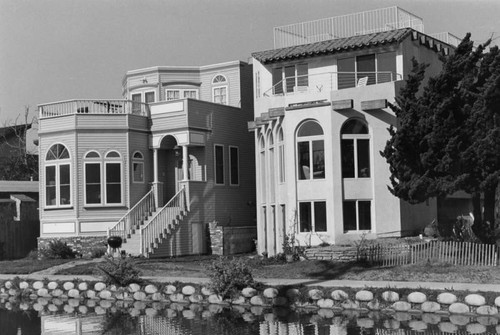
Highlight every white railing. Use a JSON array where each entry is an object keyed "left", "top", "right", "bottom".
[
  {"left": 262, "top": 71, "right": 402, "bottom": 97},
  {"left": 274, "top": 7, "right": 424, "bottom": 48},
  {"left": 430, "top": 32, "right": 461, "bottom": 47},
  {"left": 140, "top": 186, "right": 187, "bottom": 256},
  {"left": 108, "top": 186, "right": 156, "bottom": 242},
  {"left": 38, "top": 99, "right": 150, "bottom": 119}
]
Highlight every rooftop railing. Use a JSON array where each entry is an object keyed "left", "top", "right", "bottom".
[
  {"left": 274, "top": 7, "right": 424, "bottom": 48},
  {"left": 262, "top": 71, "right": 402, "bottom": 97},
  {"left": 38, "top": 99, "right": 150, "bottom": 119},
  {"left": 429, "top": 32, "right": 462, "bottom": 47}
]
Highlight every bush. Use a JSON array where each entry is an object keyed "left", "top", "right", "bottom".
[
  {"left": 90, "top": 247, "right": 107, "bottom": 259},
  {"left": 96, "top": 257, "right": 142, "bottom": 287},
  {"left": 205, "top": 257, "right": 255, "bottom": 299},
  {"left": 43, "top": 240, "right": 76, "bottom": 259}
]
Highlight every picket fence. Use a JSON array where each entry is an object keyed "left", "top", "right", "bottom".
[{"left": 364, "top": 240, "right": 499, "bottom": 267}]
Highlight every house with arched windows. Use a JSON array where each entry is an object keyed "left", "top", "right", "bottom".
[
  {"left": 38, "top": 60, "right": 256, "bottom": 257},
  {"left": 249, "top": 7, "right": 459, "bottom": 255}
]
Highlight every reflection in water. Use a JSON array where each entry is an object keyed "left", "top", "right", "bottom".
[{"left": 1, "top": 297, "right": 500, "bottom": 335}]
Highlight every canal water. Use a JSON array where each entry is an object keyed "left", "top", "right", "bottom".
[{"left": 1, "top": 298, "right": 499, "bottom": 335}]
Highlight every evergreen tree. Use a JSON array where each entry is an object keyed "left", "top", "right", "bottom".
[{"left": 382, "top": 34, "right": 500, "bottom": 242}]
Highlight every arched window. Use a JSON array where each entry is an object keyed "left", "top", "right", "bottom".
[
  {"left": 341, "top": 119, "right": 370, "bottom": 178},
  {"left": 296, "top": 121, "right": 324, "bottom": 180},
  {"left": 84, "top": 150, "right": 123, "bottom": 205},
  {"left": 212, "top": 74, "right": 228, "bottom": 105},
  {"left": 132, "top": 151, "right": 144, "bottom": 183},
  {"left": 45, "top": 144, "right": 71, "bottom": 207},
  {"left": 277, "top": 127, "right": 285, "bottom": 183}
]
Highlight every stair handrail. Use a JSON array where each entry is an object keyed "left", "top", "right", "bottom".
[
  {"left": 108, "top": 186, "right": 156, "bottom": 242},
  {"left": 140, "top": 186, "right": 186, "bottom": 255}
]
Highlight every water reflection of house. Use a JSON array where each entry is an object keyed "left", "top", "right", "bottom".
[
  {"left": 250, "top": 7, "right": 460, "bottom": 255},
  {"left": 37, "top": 61, "right": 256, "bottom": 257}
]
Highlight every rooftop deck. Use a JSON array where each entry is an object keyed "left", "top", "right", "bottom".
[{"left": 38, "top": 99, "right": 150, "bottom": 119}]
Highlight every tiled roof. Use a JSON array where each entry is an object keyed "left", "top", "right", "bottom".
[{"left": 252, "top": 28, "right": 413, "bottom": 64}]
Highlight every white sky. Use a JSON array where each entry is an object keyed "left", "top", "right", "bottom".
[{"left": 0, "top": 0, "right": 499, "bottom": 127}]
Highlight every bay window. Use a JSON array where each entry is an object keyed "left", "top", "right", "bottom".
[
  {"left": 84, "top": 151, "right": 123, "bottom": 206},
  {"left": 45, "top": 143, "right": 71, "bottom": 208}
]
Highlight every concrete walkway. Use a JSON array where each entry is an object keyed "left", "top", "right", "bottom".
[{"left": 0, "top": 272, "right": 496, "bottom": 293}]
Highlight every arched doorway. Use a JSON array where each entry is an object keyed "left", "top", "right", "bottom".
[{"left": 158, "top": 135, "right": 181, "bottom": 204}]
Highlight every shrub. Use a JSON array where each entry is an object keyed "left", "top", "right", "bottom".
[
  {"left": 96, "top": 257, "right": 142, "bottom": 287},
  {"left": 205, "top": 257, "right": 256, "bottom": 299},
  {"left": 44, "top": 240, "right": 76, "bottom": 259},
  {"left": 90, "top": 247, "right": 107, "bottom": 259}
]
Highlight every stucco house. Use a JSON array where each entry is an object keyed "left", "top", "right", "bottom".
[
  {"left": 37, "top": 60, "right": 255, "bottom": 257},
  {"left": 249, "top": 7, "right": 461, "bottom": 255}
]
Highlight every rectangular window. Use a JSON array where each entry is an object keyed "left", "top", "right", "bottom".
[
  {"left": 145, "top": 91, "right": 155, "bottom": 104},
  {"left": 272, "top": 68, "right": 283, "bottom": 95},
  {"left": 296, "top": 63, "right": 309, "bottom": 87},
  {"left": 338, "top": 57, "right": 356, "bottom": 89},
  {"left": 278, "top": 144, "right": 285, "bottom": 183},
  {"left": 229, "top": 146, "right": 239, "bottom": 186},
  {"left": 312, "top": 140, "right": 324, "bottom": 179},
  {"left": 338, "top": 52, "right": 397, "bottom": 89},
  {"left": 46, "top": 165, "right": 56, "bottom": 206},
  {"left": 342, "top": 138, "right": 370, "bottom": 178},
  {"left": 300, "top": 201, "right": 327, "bottom": 232},
  {"left": 357, "top": 139, "right": 370, "bottom": 178},
  {"left": 133, "top": 161, "right": 144, "bottom": 183},
  {"left": 213, "top": 87, "right": 227, "bottom": 104},
  {"left": 214, "top": 145, "right": 224, "bottom": 185},
  {"left": 183, "top": 90, "right": 197, "bottom": 99},
  {"left": 356, "top": 54, "right": 376, "bottom": 85},
  {"left": 166, "top": 90, "right": 180, "bottom": 101},
  {"left": 298, "top": 141, "right": 310, "bottom": 180},
  {"left": 377, "top": 51, "right": 397, "bottom": 83},
  {"left": 272, "top": 64, "right": 308, "bottom": 95},
  {"left": 284, "top": 65, "right": 295, "bottom": 93},
  {"left": 341, "top": 139, "right": 355, "bottom": 178},
  {"left": 59, "top": 164, "right": 71, "bottom": 205},
  {"left": 343, "top": 200, "right": 371, "bottom": 232},
  {"left": 85, "top": 163, "right": 101, "bottom": 204},
  {"left": 106, "top": 163, "right": 121, "bottom": 204},
  {"left": 131, "top": 93, "right": 141, "bottom": 113},
  {"left": 255, "top": 71, "right": 261, "bottom": 98}
]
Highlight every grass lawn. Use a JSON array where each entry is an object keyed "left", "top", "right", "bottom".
[
  {"left": 0, "top": 258, "right": 75, "bottom": 274},
  {"left": 56, "top": 254, "right": 500, "bottom": 284}
]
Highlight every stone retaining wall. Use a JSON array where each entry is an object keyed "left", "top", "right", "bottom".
[
  {"left": 2, "top": 278, "right": 500, "bottom": 319},
  {"left": 38, "top": 236, "right": 108, "bottom": 258}
]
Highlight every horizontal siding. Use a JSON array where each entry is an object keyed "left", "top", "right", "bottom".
[
  {"left": 76, "top": 115, "right": 129, "bottom": 129},
  {"left": 128, "top": 115, "right": 150, "bottom": 130},
  {"left": 150, "top": 112, "right": 187, "bottom": 132},
  {"left": 199, "top": 66, "right": 241, "bottom": 107},
  {"left": 39, "top": 115, "right": 76, "bottom": 134},
  {"left": 129, "top": 131, "right": 152, "bottom": 205}
]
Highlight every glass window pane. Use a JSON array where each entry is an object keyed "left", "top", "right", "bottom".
[
  {"left": 60, "top": 164, "right": 70, "bottom": 185},
  {"left": 215, "top": 145, "right": 224, "bottom": 184},
  {"left": 106, "top": 184, "right": 121, "bottom": 204},
  {"left": 314, "top": 202, "right": 327, "bottom": 232},
  {"left": 358, "top": 201, "right": 372, "bottom": 230},
  {"left": 356, "top": 54, "right": 376, "bottom": 85},
  {"left": 145, "top": 91, "right": 155, "bottom": 103},
  {"left": 338, "top": 57, "right": 355, "bottom": 89},
  {"left": 298, "top": 121, "right": 323, "bottom": 137},
  {"left": 133, "top": 152, "right": 143, "bottom": 159},
  {"left": 299, "top": 202, "right": 311, "bottom": 232},
  {"left": 284, "top": 66, "right": 295, "bottom": 93},
  {"left": 272, "top": 68, "right": 283, "bottom": 95},
  {"left": 341, "top": 119, "right": 368, "bottom": 134},
  {"left": 279, "top": 145, "right": 285, "bottom": 183},
  {"left": 46, "top": 166, "right": 56, "bottom": 206},
  {"left": 132, "top": 93, "right": 141, "bottom": 112},
  {"left": 86, "top": 151, "right": 100, "bottom": 158},
  {"left": 297, "top": 141, "right": 310, "bottom": 180},
  {"left": 85, "top": 163, "right": 101, "bottom": 204},
  {"left": 343, "top": 201, "right": 357, "bottom": 231},
  {"left": 60, "top": 186, "right": 71, "bottom": 205},
  {"left": 59, "top": 164, "right": 70, "bottom": 205},
  {"left": 341, "top": 139, "right": 355, "bottom": 178},
  {"left": 312, "top": 140, "right": 324, "bottom": 179},
  {"left": 357, "top": 139, "right": 370, "bottom": 178},
  {"left": 106, "top": 163, "right": 121, "bottom": 183},
  {"left": 296, "top": 64, "right": 308, "bottom": 87},
  {"left": 377, "top": 51, "right": 397, "bottom": 83},
  {"left": 85, "top": 164, "right": 101, "bottom": 183},
  {"left": 133, "top": 162, "right": 144, "bottom": 182},
  {"left": 230, "top": 147, "right": 239, "bottom": 185}
]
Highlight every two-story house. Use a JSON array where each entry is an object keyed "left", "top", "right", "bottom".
[
  {"left": 249, "top": 7, "right": 460, "bottom": 255},
  {"left": 37, "top": 60, "right": 255, "bottom": 257}
]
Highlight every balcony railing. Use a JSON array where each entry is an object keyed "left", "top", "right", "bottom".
[
  {"left": 38, "top": 99, "right": 150, "bottom": 119},
  {"left": 262, "top": 71, "right": 402, "bottom": 97}
]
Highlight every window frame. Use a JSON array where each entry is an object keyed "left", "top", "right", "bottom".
[
  {"left": 343, "top": 200, "right": 372, "bottom": 233},
  {"left": 229, "top": 145, "right": 239, "bottom": 186},
  {"left": 83, "top": 150, "right": 124, "bottom": 207},
  {"left": 298, "top": 200, "right": 327, "bottom": 233},
  {"left": 214, "top": 144, "right": 225, "bottom": 185},
  {"left": 341, "top": 119, "right": 371, "bottom": 179},
  {"left": 296, "top": 120, "right": 325, "bottom": 181},
  {"left": 212, "top": 74, "right": 228, "bottom": 105},
  {"left": 272, "top": 63, "right": 308, "bottom": 95},
  {"left": 45, "top": 143, "right": 72, "bottom": 209},
  {"left": 277, "top": 127, "right": 285, "bottom": 184},
  {"left": 132, "top": 151, "right": 145, "bottom": 184}
]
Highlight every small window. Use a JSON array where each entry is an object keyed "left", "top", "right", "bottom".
[
  {"left": 343, "top": 200, "right": 371, "bottom": 232},
  {"left": 299, "top": 201, "right": 327, "bottom": 233},
  {"left": 45, "top": 143, "right": 71, "bottom": 208},
  {"left": 212, "top": 75, "right": 227, "bottom": 84},
  {"left": 132, "top": 151, "right": 144, "bottom": 183},
  {"left": 145, "top": 91, "right": 155, "bottom": 104},
  {"left": 183, "top": 90, "right": 197, "bottom": 99},
  {"left": 212, "top": 75, "right": 228, "bottom": 105},
  {"left": 131, "top": 93, "right": 142, "bottom": 113},
  {"left": 214, "top": 145, "right": 224, "bottom": 185},
  {"left": 166, "top": 90, "right": 180, "bottom": 101},
  {"left": 229, "top": 146, "right": 239, "bottom": 186}
]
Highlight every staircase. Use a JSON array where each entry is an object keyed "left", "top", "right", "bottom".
[{"left": 108, "top": 186, "right": 188, "bottom": 257}]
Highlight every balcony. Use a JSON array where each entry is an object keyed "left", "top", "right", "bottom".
[
  {"left": 38, "top": 99, "right": 150, "bottom": 119},
  {"left": 257, "top": 71, "right": 402, "bottom": 111}
]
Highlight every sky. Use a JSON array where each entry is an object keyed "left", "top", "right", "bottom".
[{"left": 0, "top": 0, "right": 499, "bottom": 129}]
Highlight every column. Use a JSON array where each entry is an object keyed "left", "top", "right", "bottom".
[
  {"left": 182, "top": 145, "right": 189, "bottom": 181},
  {"left": 152, "top": 148, "right": 162, "bottom": 208}
]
